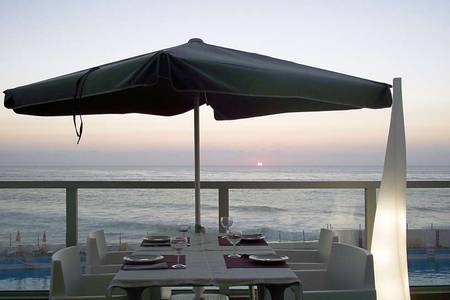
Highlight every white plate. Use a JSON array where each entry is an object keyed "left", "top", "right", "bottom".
[
  {"left": 241, "top": 233, "right": 265, "bottom": 241},
  {"left": 248, "top": 254, "right": 288, "bottom": 263},
  {"left": 123, "top": 254, "right": 164, "bottom": 265},
  {"left": 144, "top": 235, "right": 170, "bottom": 242}
]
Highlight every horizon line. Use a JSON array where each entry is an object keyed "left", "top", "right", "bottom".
[{"left": 0, "top": 164, "right": 449, "bottom": 168}]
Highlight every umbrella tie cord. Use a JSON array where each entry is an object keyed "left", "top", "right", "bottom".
[
  {"left": 72, "top": 67, "right": 99, "bottom": 144},
  {"left": 203, "top": 91, "right": 209, "bottom": 105}
]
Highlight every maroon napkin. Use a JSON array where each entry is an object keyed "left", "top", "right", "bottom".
[
  {"left": 223, "top": 254, "right": 289, "bottom": 268},
  {"left": 164, "top": 255, "right": 186, "bottom": 267},
  {"left": 218, "top": 237, "right": 268, "bottom": 246}
]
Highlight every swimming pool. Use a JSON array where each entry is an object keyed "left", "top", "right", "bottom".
[
  {"left": 0, "top": 255, "right": 85, "bottom": 290},
  {"left": 0, "top": 257, "right": 51, "bottom": 291},
  {"left": 0, "top": 251, "right": 449, "bottom": 290},
  {"left": 408, "top": 248, "right": 450, "bottom": 286}
]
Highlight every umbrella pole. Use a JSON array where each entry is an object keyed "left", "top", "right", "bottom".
[{"left": 194, "top": 94, "right": 202, "bottom": 233}]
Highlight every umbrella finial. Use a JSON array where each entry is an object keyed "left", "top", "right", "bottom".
[{"left": 188, "top": 38, "right": 203, "bottom": 43}]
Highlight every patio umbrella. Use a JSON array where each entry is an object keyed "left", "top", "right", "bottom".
[{"left": 3, "top": 38, "right": 392, "bottom": 232}]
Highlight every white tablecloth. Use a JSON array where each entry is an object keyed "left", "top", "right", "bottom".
[{"left": 108, "top": 233, "right": 301, "bottom": 299}]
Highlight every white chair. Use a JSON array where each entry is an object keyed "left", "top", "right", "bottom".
[
  {"left": 171, "top": 287, "right": 229, "bottom": 300},
  {"left": 273, "top": 229, "right": 334, "bottom": 270},
  {"left": 282, "top": 243, "right": 376, "bottom": 300},
  {"left": 86, "top": 230, "right": 132, "bottom": 274},
  {"left": 86, "top": 230, "right": 171, "bottom": 300},
  {"left": 171, "top": 294, "right": 228, "bottom": 300},
  {"left": 50, "top": 246, "right": 126, "bottom": 300}
]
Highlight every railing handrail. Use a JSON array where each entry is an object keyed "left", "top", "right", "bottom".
[{"left": 0, "top": 180, "right": 449, "bottom": 189}]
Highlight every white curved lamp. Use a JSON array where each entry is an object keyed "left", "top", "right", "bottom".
[{"left": 371, "top": 78, "right": 410, "bottom": 300}]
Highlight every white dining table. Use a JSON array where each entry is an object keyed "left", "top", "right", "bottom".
[{"left": 107, "top": 232, "right": 302, "bottom": 300}]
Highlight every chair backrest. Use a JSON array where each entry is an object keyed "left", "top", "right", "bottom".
[
  {"left": 86, "top": 237, "right": 101, "bottom": 273},
  {"left": 50, "top": 246, "right": 81, "bottom": 298},
  {"left": 327, "top": 243, "right": 375, "bottom": 290},
  {"left": 89, "top": 230, "right": 108, "bottom": 261},
  {"left": 318, "top": 228, "right": 334, "bottom": 262}
]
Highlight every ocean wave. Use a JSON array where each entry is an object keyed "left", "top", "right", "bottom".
[
  {"left": 408, "top": 206, "right": 444, "bottom": 213},
  {"left": 231, "top": 205, "right": 287, "bottom": 213}
]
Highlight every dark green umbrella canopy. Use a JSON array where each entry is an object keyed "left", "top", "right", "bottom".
[
  {"left": 3, "top": 38, "right": 393, "bottom": 232},
  {"left": 4, "top": 38, "right": 392, "bottom": 120}
]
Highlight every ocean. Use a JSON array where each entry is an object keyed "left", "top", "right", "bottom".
[{"left": 0, "top": 165, "right": 449, "bottom": 246}]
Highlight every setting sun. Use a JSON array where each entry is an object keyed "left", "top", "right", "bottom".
[{"left": 257, "top": 162, "right": 263, "bottom": 166}]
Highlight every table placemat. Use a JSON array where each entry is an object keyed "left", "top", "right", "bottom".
[
  {"left": 218, "top": 237, "right": 268, "bottom": 246},
  {"left": 223, "top": 254, "right": 289, "bottom": 268}
]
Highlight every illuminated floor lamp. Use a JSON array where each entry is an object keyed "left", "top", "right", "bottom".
[{"left": 371, "top": 78, "right": 410, "bottom": 300}]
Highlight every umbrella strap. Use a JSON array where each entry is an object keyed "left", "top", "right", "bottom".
[
  {"left": 73, "top": 67, "right": 99, "bottom": 144},
  {"left": 203, "top": 91, "right": 209, "bottom": 105}
]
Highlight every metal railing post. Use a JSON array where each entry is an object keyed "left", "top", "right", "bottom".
[
  {"left": 66, "top": 188, "right": 78, "bottom": 246},
  {"left": 218, "top": 187, "right": 229, "bottom": 233},
  {"left": 365, "top": 187, "right": 377, "bottom": 250},
  {"left": 194, "top": 95, "right": 202, "bottom": 233}
]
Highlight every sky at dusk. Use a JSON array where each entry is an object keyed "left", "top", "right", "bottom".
[{"left": 0, "top": 0, "right": 449, "bottom": 166}]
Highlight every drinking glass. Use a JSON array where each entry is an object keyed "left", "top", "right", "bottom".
[
  {"left": 170, "top": 236, "right": 187, "bottom": 269},
  {"left": 220, "top": 216, "right": 234, "bottom": 233},
  {"left": 178, "top": 224, "right": 190, "bottom": 239},
  {"left": 226, "top": 230, "right": 242, "bottom": 258}
]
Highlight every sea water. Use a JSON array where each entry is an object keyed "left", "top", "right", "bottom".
[{"left": 0, "top": 165, "right": 449, "bottom": 244}]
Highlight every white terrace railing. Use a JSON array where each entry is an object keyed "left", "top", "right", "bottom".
[{"left": 0, "top": 180, "right": 449, "bottom": 249}]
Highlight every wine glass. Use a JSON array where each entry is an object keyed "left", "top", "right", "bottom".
[
  {"left": 220, "top": 216, "right": 234, "bottom": 234},
  {"left": 226, "top": 230, "right": 242, "bottom": 258},
  {"left": 170, "top": 236, "right": 187, "bottom": 269},
  {"left": 178, "top": 224, "right": 190, "bottom": 239}
]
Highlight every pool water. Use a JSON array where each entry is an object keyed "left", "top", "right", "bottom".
[
  {"left": 0, "top": 257, "right": 51, "bottom": 290},
  {"left": 0, "top": 268, "right": 50, "bottom": 291},
  {"left": 0, "top": 256, "right": 85, "bottom": 290},
  {"left": 408, "top": 258, "right": 450, "bottom": 286},
  {"left": 0, "top": 251, "right": 449, "bottom": 290}
]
